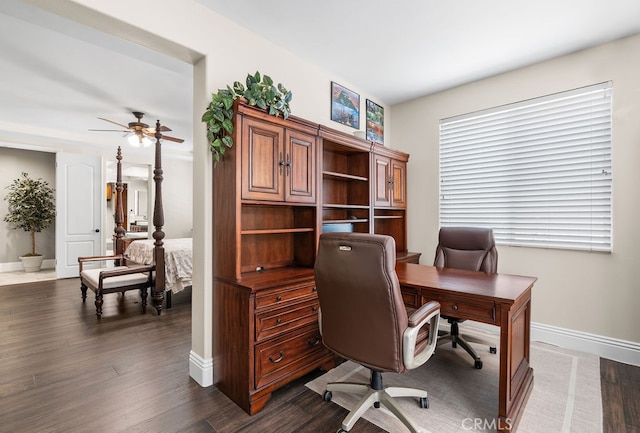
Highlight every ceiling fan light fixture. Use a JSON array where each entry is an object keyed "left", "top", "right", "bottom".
[
  {"left": 127, "top": 132, "right": 153, "bottom": 147},
  {"left": 127, "top": 133, "right": 142, "bottom": 147}
]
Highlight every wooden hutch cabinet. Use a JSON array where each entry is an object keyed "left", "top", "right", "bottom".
[{"left": 212, "top": 100, "right": 416, "bottom": 415}]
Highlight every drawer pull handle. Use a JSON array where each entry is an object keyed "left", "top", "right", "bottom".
[
  {"left": 269, "top": 351, "right": 284, "bottom": 363},
  {"left": 276, "top": 296, "right": 282, "bottom": 301},
  {"left": 276, "top": 318, "right": 282, "bottom": 324},
  {"left": 312, "top": 306, "right": 318, "bottom": 312},
  {"left": 307, "top": 336, "right": 321, "bottom": 346},
  {"left": 312, "top": 287, "right": 317, "bottom": 291},
  {"left": 451, "top": 304, "right": 458, "bottom": 311}
]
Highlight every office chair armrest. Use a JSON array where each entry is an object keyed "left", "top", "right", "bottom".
[{"left": 403, "top": 301, "right": 441, "bottom": 370}]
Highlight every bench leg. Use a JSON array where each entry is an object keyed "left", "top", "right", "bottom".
[
  {"left": 141, "top": 288, "right": 148, "bottom": 313},
  {"left": 94, "top": 292, "right": 103, "bottom": 318},
  {"left": 81, "top": 284, "right": 88, "bottom": 302}
]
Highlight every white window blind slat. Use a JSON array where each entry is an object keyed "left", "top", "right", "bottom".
[{"left": 439, "top": 82, "right": 612, "bottom": 252}]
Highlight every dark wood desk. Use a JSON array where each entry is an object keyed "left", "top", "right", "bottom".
[{"left": 396, "top": 263, "right": 537, "bottom": 433}]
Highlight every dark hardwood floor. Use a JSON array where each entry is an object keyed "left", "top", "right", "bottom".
[{"left": 0, "top": 278, "right": 637, "bottom": 433}]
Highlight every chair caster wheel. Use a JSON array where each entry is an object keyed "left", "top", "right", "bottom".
[
  {"left": 323, "top": 390, "right": 333, "bottom": 402},
  {"left": 420, "top": 397, "right": 429, "bottom": 409},
  {"left": 490, "top": 346, "right": 497, "bottom": 354},
  {"left": 474, "top": 359, "right": 483, "bottom": 369}
]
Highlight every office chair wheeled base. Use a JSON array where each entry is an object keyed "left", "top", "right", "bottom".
[
  {"left": 438, "top": 320, "right": 483, "bottom": 369},
  {"left": 322, "top": 370, "right": 430, "bottom": 433}
]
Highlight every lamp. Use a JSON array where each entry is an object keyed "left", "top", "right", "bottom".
[{"left": 127, "top": 132, "right": 153, "bottom": 147}]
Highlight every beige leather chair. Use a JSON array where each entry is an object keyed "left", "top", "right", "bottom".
[
  {"left": 315, "top": 233, "right": 440, "bottom": 433},
  {"left": 433, "top": 226, "right": 497, "bottom": 369}
]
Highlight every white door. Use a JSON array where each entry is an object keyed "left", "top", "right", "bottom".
[{"left": 56, "top": 152, "right": 102, "bottom": 278}]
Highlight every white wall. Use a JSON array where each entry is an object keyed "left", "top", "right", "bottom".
[{"left": 391, "top": 33, "right": 640, "bottom": 345}]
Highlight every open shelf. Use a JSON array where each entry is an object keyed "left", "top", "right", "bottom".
[
  {"left": 323, "top": 170, "right": 368, "bottom": 182},
  {"left": 241, "top": 228, "right": 315, "bottom": 235}
]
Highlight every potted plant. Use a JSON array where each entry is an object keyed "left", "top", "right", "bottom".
[
  {"left": 202, "top": 71, "right": 292, "bottom": 163},
  {"left": 3, "top": 172, "right": 56, "bottom": 272}
]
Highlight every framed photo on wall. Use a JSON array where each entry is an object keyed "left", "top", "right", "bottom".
[
  {"left": 366, "top": 99, "right": 384, "bottom": 145},
  {"left": 331, "top": 82, "right": 360, "bottom": 129}
]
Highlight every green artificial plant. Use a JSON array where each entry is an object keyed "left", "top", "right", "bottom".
[
  {"left": 202, "top": 71, "right": 293, "bottom": 163},
  {"left": 4, "top": 172, "right": 56, "bottom": 256}
]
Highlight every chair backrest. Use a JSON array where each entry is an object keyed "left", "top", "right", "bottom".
[
  {"left": 314, "top": 232, "right": 408, "bottom": 373},
  {"left": 433, "top": 227, "right": 498, "bottom": 273}
]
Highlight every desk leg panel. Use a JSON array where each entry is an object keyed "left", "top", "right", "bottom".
[{"left": 499, "top": 294, "right": 534, "bottom": 432}]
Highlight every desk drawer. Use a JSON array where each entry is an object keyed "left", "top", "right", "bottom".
[
  {"left": 401, "top": 288, "right": 419, "bottom": 308},
  {"left": 255, "top": 299, "right": 319, "bottom": 342},
  {"left": 255, "top": 282, "right": 317, "bottom": 310},
  {"left": 254, "top": 326, "right": 326, "bottom": 389},
  {"left": 424, "top": 294, "right": 496, "bottom": 324}
]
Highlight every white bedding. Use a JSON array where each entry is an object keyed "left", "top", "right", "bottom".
[{"left": 124, "top": 238, "right": 192, "bottom": 294}]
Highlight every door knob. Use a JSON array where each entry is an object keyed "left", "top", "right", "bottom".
[{"left": 95, "top": 229, "right": 100, "bottom": 233}]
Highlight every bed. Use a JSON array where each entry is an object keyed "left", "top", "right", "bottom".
[
  {"left": 109, "top": 121, "right": 190, "bottom": 313},
  {"left": 124, "top": 238, "right": 192, "bottom": 295}
]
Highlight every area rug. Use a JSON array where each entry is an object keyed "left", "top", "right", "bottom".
[{"left": 306, "top": 328, "right": 602, "bottom": 433}]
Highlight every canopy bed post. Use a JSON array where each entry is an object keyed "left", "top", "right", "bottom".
[
  {"left": 114, "top": 146, "right": 126, "bottom": 260},
  {"left": 151, "top": 119, "right": 166, "bottom": 314}
]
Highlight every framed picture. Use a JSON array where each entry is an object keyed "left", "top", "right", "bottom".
[
  {"left": 366, "top": 99, "right": 384, "bottom": 145},
  {"left": 331, "top": 82, "right": 360, "bottom": 129}
]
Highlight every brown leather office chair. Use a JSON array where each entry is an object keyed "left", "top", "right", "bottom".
[
  {"left": 315, "top": 233, "right": 441, "bottom": 433},
  {"left": 433, "top": 226, "right": 497, "bottom": 369}
]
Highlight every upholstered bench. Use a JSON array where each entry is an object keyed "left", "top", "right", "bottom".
[{"left": 79, "top": 256, "right": 153, "bottom": 318}]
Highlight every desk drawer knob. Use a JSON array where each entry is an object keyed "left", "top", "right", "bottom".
[
  {"left": 451, "top": 304, "right": 458, "bottom": 311},
  {"left": 276, "top": 295, "right": 282, "bottom": 301}
]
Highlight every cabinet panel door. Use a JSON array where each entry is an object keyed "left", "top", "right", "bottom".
[
  {"left": 390, "top": 159, "right": 407, "bottom": 208},
  {"left": 242, "top": 118, "right": 284, "bottom": 201},
  {"left": 285, "top": 129, "right": 316, "bottom": 203},
  {"left": 373, "top": 154, "right": 391, "bottom": 207}
]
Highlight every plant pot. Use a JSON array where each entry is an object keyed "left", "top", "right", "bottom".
[{"left": 20, "top": 255, "right": 44, "bottom": 272}]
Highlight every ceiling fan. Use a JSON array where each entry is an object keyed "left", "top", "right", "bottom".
[{"left": 90, "top": 111, "right": 185, "bottom": 146}]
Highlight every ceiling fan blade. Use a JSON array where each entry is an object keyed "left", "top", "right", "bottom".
[
  {"left": 160, "top": 135, "right": 185, "bottom": 143},
  {"left": 143, "top": 131, "right": 183, "bottom": 143},
  {"left": 97, "top": 117, "right": 130, "bottom": 129}
]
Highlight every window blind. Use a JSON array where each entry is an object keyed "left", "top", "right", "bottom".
[{"left": 439, "top": 82, "right": 612, "bottom": 252}]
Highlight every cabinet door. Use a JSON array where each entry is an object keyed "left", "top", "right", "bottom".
[
  {"left": 284, "top": 129, "right": 316, "bottom": 203},
  {"left": 390, "top": 159, "right": 407, "bottom": 208},
  {"left": 373, "top": 154, "right": 391, "bottom": 207},
  {"left": 241, "top": 118, "right": 285, "bottom": 201}
]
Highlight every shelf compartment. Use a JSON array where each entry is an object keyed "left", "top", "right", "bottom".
[{"left": 374, "top": 209, "right": 406, "bottom": 252}]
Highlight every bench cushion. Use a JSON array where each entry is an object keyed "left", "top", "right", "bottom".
[{"left": 81, "top": 267, "right": 150, "bottom": 290}]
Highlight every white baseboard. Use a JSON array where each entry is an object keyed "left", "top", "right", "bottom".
[
  {"left": 189, "top": 350, "right": 213, "bottom": 387},
  {"left": 463, "top": 321, "right": 640, "bottom": 367},
  {"left": 0, "top": 259, "right": 55, "bottom": 273},
  {"left": 530, "top": 322, "right": 640, "bottom": 367}
]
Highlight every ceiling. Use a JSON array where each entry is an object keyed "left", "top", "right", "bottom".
[
  {"left": 2, "top": 0, "right": 640, "bottom": 157},
  {"left": 198, "top": 0, "right": 640, "bottom": 105}
]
